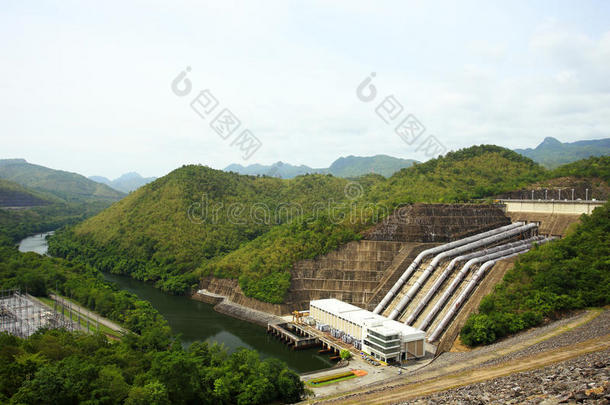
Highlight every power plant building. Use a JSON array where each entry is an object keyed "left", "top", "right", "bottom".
[{"left": 309, "top": 298, "right": 426, "bottom": 362}]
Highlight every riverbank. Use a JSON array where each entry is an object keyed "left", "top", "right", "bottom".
[
  {"left": 192, "top": 289, "right": 285, "bottom": 327},
  {"left": 18, "top": 233, "right": 335, "bottom": 373}
]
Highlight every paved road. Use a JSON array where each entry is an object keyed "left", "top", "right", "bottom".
[{"left": 50, "top": 293, "right": 127, "bottom": 334}]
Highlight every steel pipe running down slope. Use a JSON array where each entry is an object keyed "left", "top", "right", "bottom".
[
  {"left": 427, "top": 237, "right": 556, "bottom": 342},
  {"left": 404, "top": 235, "right": 545, "bottom": 325},
  {"left": 387, "top": 222, "right": 539, "bottom": 320},
  {"left": 418, "top": 238, "right": 547, "bottom": 332},
  {"left": 372, "top": 222, "right": 524, "bottom": 314}
]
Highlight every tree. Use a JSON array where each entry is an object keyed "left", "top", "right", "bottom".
[{"left": 340, "top": 349, "right": 352, "bottom": 360}]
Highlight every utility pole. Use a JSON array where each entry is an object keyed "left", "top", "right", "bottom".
[
  {"left": 572, "top": 189, "right": 574, "bottom": 200},
  {"left": 586, "top": 188, "right": 589, "bottom": 200}
]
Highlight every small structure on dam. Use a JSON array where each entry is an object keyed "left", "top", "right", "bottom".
[{"left": 309, "top": 298, "right": 426, "bottom": 362}]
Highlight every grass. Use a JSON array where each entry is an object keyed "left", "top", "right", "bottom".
[
  {"left": 305, "top": 371, "right": 357, "bottom": 387},
  {"left": 37, "top": 296, "right": 120, "bottom": 337}
]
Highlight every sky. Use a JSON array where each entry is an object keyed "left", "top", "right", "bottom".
[{"left": 1, "top": 0, "right": 609, "bottom": 179}]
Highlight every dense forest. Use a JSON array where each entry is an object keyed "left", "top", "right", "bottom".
[
  {"left": 0, "top": 201, "right": 111, "bottom": 243},
  {"left": 49, "top": 145, "right": 551, "bottom": 303},
  {"left": 0, "top": 238, "right": 305, "bottom": 404},
  {"left": 460, "top": 201, "right": 610, "bottom": 346},
  {"left": 548, "top": 155, "right": 610, "bottom": 183}
]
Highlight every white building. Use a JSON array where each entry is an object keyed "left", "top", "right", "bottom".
[{"left": 309, "top": 298, "right": 426, "bottom": 362}]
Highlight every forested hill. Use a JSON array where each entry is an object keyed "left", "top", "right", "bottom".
[
  {"left": 50, "top": 145, "right": 551, "bottom": 303},
  {"left": 0, "top": 178, "right": 59, "bottom": 208},
  {"left": 0, "top": 159, "right": 125, "bottom": 203}
]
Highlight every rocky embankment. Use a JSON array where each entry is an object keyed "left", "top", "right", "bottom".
[{"left": 407, "top": 349, "right": 610, "bottom": 405}]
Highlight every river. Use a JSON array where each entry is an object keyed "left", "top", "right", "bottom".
[
  {"left": 18, "top": 231, "right": 53, "bottom": 254},
  {"left": 18, "top": 233, "right": 332, "bottom": 373}
]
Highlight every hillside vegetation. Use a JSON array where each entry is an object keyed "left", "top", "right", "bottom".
[
  {"left": 460, "top": 201, "right": 610, "bottom": 346},
  {"left": 0, "top": 238, "right": 305, "bottom": 404},
  {"left": 50, "top": 145, "right": 550, "bottom": 303},
  {"left": 0, "top": 179, "right": 59, "bottom": 208},
  {"left": 549, "top": 155, "right": 610, "bottom": 183},
  {"left": 0, "top": 159, "right": 124, "bottom": 203},
  {"left": 50, "top": 169, "right": 355, "bottom": 297}
]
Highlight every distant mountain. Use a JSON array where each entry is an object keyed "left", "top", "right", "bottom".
[
  {"left": 326, "top": 155, "right": 418, "bottom": 177},
  {"left": 514, "top": 137, "right": 610, "bottom": 169},
  {"left": 224, "top": 155, "right": 418, "bottom": 178},
  {"left": 224, "top": 162, "right": 321, "bottom": 178},
  {"left": 0, "top": 159, "right": 125, "bottom": 203},
  {"left": 89, "top": 172, "right": 157, "bottom": 193}
]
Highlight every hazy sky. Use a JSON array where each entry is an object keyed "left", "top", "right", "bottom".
[{"left": 1, "top": 1, "right": 609, "bottom": 178}]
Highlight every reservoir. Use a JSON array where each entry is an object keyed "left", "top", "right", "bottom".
[{"left": 18, "top": 233, "right": 332, "bottom": 373}]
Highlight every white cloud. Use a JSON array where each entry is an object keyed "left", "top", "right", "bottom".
[{"left": 0, "top": 1, "right": 608, "bottom": 177}]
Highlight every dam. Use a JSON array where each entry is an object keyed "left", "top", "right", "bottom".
[{"left": 198, "top": 200, "right": 604, "bottom": 358}]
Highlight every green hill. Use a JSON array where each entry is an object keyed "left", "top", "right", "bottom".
[
  {"left": 0, "top": 160, "right": 125, "bottom": 242},
  {"left": 0, "top": 159, "right": 125, "bottom": 203},
  {"left": 0, "top": 178, "right": 60, "bottom": 208},
  {"left": 549, "top": 155, "right": 610, "bottom": 183},
  {"left": 49, "top": 145, "right": 549, "bottom": 303},
  {"left": 514, "top": 137, "right": 610, "bottom": 169},
  {"left": 49, "top": 167, "right": 358, "bottom": 296}
]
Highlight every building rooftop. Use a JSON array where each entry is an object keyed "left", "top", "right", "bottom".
[{"left": 310, "top": 298, "right": 425, "bottom": 341}]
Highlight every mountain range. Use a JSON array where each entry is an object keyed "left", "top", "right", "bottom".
[
  {"left": 89, "top": 172, "right": 157, "bottom": 193},
  {"left": 225, "top": 155, "right": 418, "bottom": 178},
  {"left": 514, "top": 137, "right": 610, "bottom": 169}
]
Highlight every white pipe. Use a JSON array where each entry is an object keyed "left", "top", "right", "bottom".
[
  {"left": 372, "top": 222, "right": 524, "bottom": 314},
  {"left": 387, "top": 223, "right": 538, "bottom": 320},
  {"left": 419, "top": 241, "right": 540, "bottom": 331},
  {"left": 427, "top": 238, "right": 555, "bottom": 342},
  {"left": 404, "top": 235, "right": 545, "bottom": 325}
]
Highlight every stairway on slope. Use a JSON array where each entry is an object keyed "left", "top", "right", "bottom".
[{"left": 287, "top": 240, "right": 407, "bottom": 310}]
